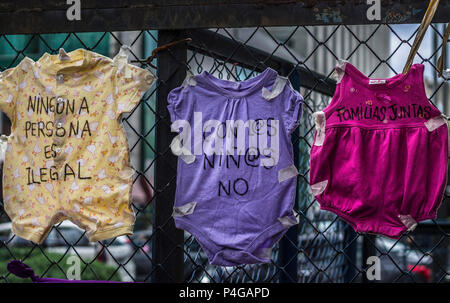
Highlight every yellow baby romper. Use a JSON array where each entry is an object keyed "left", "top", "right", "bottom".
[{"left": 0, "top": 48, "right": 155, "bottom": 243}]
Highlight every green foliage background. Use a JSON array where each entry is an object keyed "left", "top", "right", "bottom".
[{"left": 0, "top": 247, "right": 121, "bottom": 283}]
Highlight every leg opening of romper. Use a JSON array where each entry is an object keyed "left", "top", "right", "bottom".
[
  {"left": 318, "top": 199, "right": 437, "bottom": 239},
  {"left": 175, "top": 213, "right": 294, "bottom": 266},
  {"left": 88, "top": 225, "right": 134, "bottom": 242},
  {"left": 215, "top": 211, "right": 299, "bottom": 267},
  {"left": 210, "top": 248, "right": 272, "bottom": 267},
  {"left": 210, "top": 226, "right": 287, "bottom": 266},
  {"left": 174, "top": 217, "right": 221, "bottom": 265},
  {"left": 172, "top": 203, "right": 226, "bottom": 265},
  {"left": 312, "top": 111, "right": 326, "bottom": 146},
  {"left": 170, "top": 135, "right": 196, "bottom": 164},
  {"left": 388, "top": 213, "right": 438, "bottom": 239},
  {"left": 278, "top": 210, "right": 300, "bottom": 228},
  {"left": 316, "top": 200, "right": 361, "bottom": 234},
  {"left": 11, "top": 224, "right": 52, "bottom": 245},
  {"left": 319, "top": 201, "right": 405, "bottom": 238}
]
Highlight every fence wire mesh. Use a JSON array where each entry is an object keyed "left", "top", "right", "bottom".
[{"left": 0, "top": 22, "right": 449, "bottom": 283}]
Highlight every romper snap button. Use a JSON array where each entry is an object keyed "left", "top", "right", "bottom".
[{"left": 56, "top": 74, "right": 64, "bottom": 83}]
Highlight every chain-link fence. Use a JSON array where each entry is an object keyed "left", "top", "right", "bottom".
[{"left": 0, "top": 2, "right": 449, "bottom": 283}]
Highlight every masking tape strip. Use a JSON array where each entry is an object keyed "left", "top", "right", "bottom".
[
  {"left": 58, "top": 48, "right": 71, "bottom": 61},
  {"left": 278, "top": 164, "right": 298, "bottom": 183},
  {"left": 310, "top": 180, "right": 328, "bottom": 196},
  {"left": 173, "top": 201, "right": 197, "bottom": 217},
  {"left": 424, "top": 115, "right": 447, "bottom": 132},
  {"left": 262, "top": 76, "right": 288, "bottom": 101},
  {"left": 170, "top": 135, "right": 195, "bottom": 164},
  {"left": 334, "top": 59, "right": 347, "bottom": 83},
  {"left": 313, "top": 111, "right": 326, "bottom": 146}
]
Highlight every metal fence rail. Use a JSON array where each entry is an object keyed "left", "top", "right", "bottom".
[{"left": 0, "top": 1, "right": 449, "bottom": 283}]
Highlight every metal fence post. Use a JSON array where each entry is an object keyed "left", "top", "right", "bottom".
[
  {"left": 361, "top": 235, "right": 376, "bottom": 283},
  {"left": 152, "top": 30, "right": 187, "bottom": 283},
  {"left": 278, "top": 69, "right": 300, "bottom": 283},
  {"left": 343, "top": 226, "right": 357, "bottom": 282}
]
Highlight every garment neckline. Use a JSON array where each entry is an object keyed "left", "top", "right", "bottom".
[
  {"left": 38, "top": 48, "right": 93, "bottom": 74},
  {"left": 344, "top": 62, "right": 420, "bottom": 90},
  {"left": 196, "top": 67, "right": 278, "bottom": 98}
]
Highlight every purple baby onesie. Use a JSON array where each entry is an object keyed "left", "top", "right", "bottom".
[{"left": 167, "top": 68, "right": 303, "bottom": 266}]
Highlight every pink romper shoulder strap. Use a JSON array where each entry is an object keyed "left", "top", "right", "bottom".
[{"left": 317, "top": 60, "right": 446, "bottom": 131}]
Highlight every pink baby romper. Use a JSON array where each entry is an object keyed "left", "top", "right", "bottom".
[{"left": 309, "top": 60, "right": 448, "bottom": 239}]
